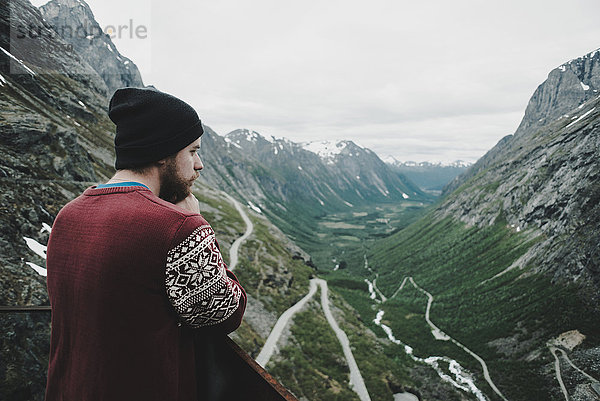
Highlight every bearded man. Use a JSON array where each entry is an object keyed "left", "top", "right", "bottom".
[{"left": 45, "top": 87, "right": 246, "bottom": 400}]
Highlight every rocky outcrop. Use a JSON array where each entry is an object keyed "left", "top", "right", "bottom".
[
  {"left": 39, "top": 0, "right": 144, "bottom": 95},
  {"left": 516, "top": 49, "right": 599, "bottom": 136},
  {"left": 446, "top": 49, "right": 600, "bottom": 195},
  {"left": 1, "top": 0, "right": 115, "bottom": 299},
  {"left": 438, "top": 48, "right": 600, "bottom": 299},
  {"left": 1, "top": 0, "right": 118, "bottom": 398}
]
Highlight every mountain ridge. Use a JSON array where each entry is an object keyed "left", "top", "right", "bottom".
[
  {"left": 383, "top": 156, "right": 472, "bottom": 169},
  {"left": 200, "top": 126, "right": 428, "bottom": 212},
  {"left": 438, "top": 48, "right": 600, "bottom": 298}
]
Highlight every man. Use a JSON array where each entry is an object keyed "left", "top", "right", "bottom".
[{"left": 45, "top": 87, "right": 246, "bottom": 400}]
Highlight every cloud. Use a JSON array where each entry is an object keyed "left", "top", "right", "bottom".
[{"left": 58, "top": 0, "right": 600, "bottom": 162}]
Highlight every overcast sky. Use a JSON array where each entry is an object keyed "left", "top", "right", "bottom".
[{"left": 33, "top": 0, "right": 600, "bottom": 163}]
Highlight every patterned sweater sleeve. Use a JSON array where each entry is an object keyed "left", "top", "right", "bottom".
[{"left": 165, "top": 219, "right": 246, "bottom": 332}]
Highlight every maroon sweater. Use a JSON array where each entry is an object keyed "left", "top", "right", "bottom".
[{"left": 45, "top": 185, "right": 246, "bottom": 401}]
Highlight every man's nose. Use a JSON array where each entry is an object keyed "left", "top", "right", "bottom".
[{"left": 194, "top": 155, "right": 204, "bottom": 171}]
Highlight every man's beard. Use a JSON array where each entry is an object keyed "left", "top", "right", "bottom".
[{"left": 158, "top": 158, "right": 196, "bottom": 204}]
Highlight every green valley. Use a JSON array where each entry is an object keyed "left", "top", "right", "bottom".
[{"left": 324, "top": 214, "right": 599, "bottom": 400}]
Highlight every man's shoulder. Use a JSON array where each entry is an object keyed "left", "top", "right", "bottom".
[
  {"left": 57, "top": 187, "right": 209, "bottom": 233},
  {"left": 129, "top": 191, "right": 213, "bottom": 238},
  {"left": 167, "top": 213, "right": 213, "bottom": 251},
  {"left": 135, "top": 190, "right": 199, "bottom": 218}
]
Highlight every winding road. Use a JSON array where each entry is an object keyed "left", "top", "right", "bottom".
[
  {"left": 549, "top": 346, "right": 570, "bottom": 401},
  {"left": 549, "top": 345, "right": 599, "bottom": 401},
  {"left": 223, "top": 193, "right": 254, "bottom": 271},
  {"left": 226, "top": 193, "right": 371, "bottom": 400},
  {"left": 256, "top": 280, "right": 319, "bottom": 367},
  {"left": 316, "top": 278, "right": 372, "bottom": 401},
  {"left": 256, "top": 278, "right": 372, "bottom": 401}
]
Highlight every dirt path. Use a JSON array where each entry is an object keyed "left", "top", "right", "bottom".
[
  {"left": 390, "top": 277, "right": 409, "bottom": 299},
  {"left": 408, "top": 278, "right": 450, "bottom": 341},
  {"left": 557, "top": 348, "right": 598, "bottom": 382},
  {"left": 223, "top": 193, "right": 254, "bottom": 271},
  {"left": 372, "top": 276, "right": 388, "bottom": 303}
]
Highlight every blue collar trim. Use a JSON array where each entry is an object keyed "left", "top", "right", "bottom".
[{"left": 96, "top": 181, "right": 150, "bottom": 190}]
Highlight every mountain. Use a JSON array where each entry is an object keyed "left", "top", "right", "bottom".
[
  {"left": 39, "top": 0, "right": 144, "bottom": 94},
  {"left": 1, "top": 0, "right": 119, "bottom": 397},
  {"left": 198, "top": 128, "right": 429, "bottom": 254},
  {"left": 446, "top": 48, "right": 599, "bottom": 195},
  {"left": 335, "top": 48, "right": 600, "bottom": 401},
  {"left": 516, "top": 49, "right": 599, "bottom": 136},
  {"left": 384, "top": 158, "right": 472, "bottom": 194},
  {"left": 442, "top": 48, "right": 600, "bottom": 293},
  {"left": 202, "top": 129, "right": 426, "bottom": 209}
]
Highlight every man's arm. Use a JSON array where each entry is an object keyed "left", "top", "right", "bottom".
[{"left": 165, "top": 214, "right": 246, "bottom": 333}]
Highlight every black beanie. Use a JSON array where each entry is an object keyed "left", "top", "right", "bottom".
[{"left": 109, "top": 86, "right": 204, "bottom": 169}]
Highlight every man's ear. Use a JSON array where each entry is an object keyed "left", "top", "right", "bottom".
[{"left": 156, "top": 159, "right": 167, "bottom": 166}]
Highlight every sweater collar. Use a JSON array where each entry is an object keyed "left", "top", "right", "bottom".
[
  {"left": 83, "top": 184, "right": 153, "bottom": 196},
  {"left": 96, "top": 181, "right": 150, "bottom": 190}
]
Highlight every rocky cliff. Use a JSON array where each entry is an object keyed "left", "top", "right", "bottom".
[
  {"left": 447, "top": 49, "right": 600, "bottom": 194},
  {"left": 39, "top": 0, "right": 144, "bottom": 95},
  {"left": 1, "top": 0, "right": 120, "bottom": 397},
  {"left": 1, "top": 0, "right": 115, "bottom": 305},
  {"left": 517, "top": 49, "right": 599, "bottom": 136},
  {"left": 440, "top": 49, "right": 600, "bottom": 300}
]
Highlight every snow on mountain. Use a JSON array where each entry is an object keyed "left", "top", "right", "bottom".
[
  {"left": 228, "top": 128, "right": 263, "bottom": 142},
  {"left": 301, "top": 140, "right": 350, "bottom": 161},
  {"left": 385, "top": 159, "right": 472, "bottom": 168}
]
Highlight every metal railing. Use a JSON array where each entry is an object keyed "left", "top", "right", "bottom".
[{"left": 0, "top": 306, "right": 51, "bottom": 312}]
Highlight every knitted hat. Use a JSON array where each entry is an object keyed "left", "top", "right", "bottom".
[{"left": 109, "top": 86, "right": 204, "bottom": 169}]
